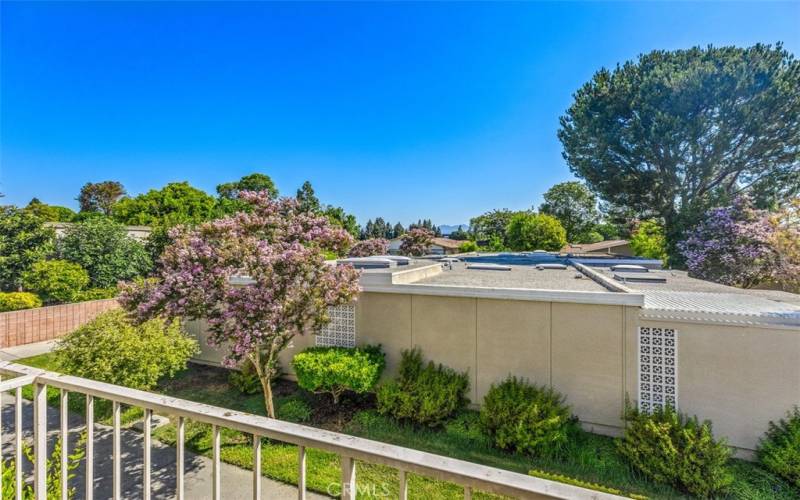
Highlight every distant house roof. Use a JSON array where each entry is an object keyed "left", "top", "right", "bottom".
[
  {"left": 563, "top": 239, "right": 629, "bottom": 254},
  {"left": 388, "top": 237, "right": 463, "bottom": 249},
  {"left": 430, "top": 238, "right": 463, "bottom": 249}
]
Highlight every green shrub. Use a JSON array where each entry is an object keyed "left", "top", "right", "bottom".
[
  {"left": 293, "top": 345, "right": 385, "bottom": 404},
  {"left": 22, "top": 260, "right": 89, "bottom": 303},
  {"left": 376, "top": 347, "right": 469, "bottom": 427},
  {"left": 528, "top": 469, "right": 645, "bottom": 498},
  {"left": 57, "top": 216, "right": 152, "bottom": 288},
  {"left": 0, "top": 292, "right": 42, "bottom": 312},
  {"left": 458, "top": 241, "right": 478, "bottom": 253},
  {"left": 757, "top": 406, "right": 800, "bottom": 488},
  {"left": 2, "top": 436, "right": 83, "bottom": 499},
  {"left": 480, "top": 376, "right": 575, "bottom": 457},
  {"left": 617, "top": 403, "right": 733, "bottom": 497},
  {"left": 277, "top": 398, "right": 312, "bottom": 423},
  {"left": 54, "top": 309, "right": 198, "bottom": 390},
  {"left": 73, "top": 287, "right": 118, "bottom": 302}
]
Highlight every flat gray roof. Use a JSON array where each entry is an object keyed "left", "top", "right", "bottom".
[{"left": 413, "top": 262, "right": 608, "bottom": 292}]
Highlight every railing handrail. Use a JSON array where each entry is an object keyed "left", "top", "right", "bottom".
[{"left": 0, "top": 361, "right": 626, "bottom": 499}]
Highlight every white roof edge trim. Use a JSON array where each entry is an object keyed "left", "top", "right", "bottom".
[
  {"left": 640, "top": 311, "right": 800, "bottom": 331},
  {"left": 361, "top": 283, "right": 645, "bottom": 306}
]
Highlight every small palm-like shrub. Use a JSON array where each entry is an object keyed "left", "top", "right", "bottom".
[
  {"left": 0, "top": 292, "right": 42, "bottom": 312},
  {"left": 757, "top": 406, "right": 800, "bottom": 488},
  {"left": 228, "top": 359, "right": 262, "bottom": 395},
  {"left": 22, "top": 259, "right": 89, "bottom": 303},
  {"left": 293, "top": 345, "right": 385, "bottom": 404},
  {"left": 55, "top": 309, "right": 197, "bottom": 390},
  {"left": 376, "top": 347, "right": 469, "bottom": 427},
  {"left": 481, "top": 376, "right": 575, "bottom": 457},
  {"left": 617, "top": 403, "right": 733, "bottom": 497}
]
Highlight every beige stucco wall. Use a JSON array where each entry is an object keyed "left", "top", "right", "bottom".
[
  {"left": 639, "top": 318, "right": 800, "bottom": 453},
  {"left": 190, "top": 291, "right": 800, "bottom": 454},
  {"left": 353, "top": 293, "right": 628, "bottom": 431}
]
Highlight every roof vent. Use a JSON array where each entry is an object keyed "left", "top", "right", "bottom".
[
  {"left": 531, "top": 249, "right": 549, "bottom": 254},
  {"left": 611, "top": 264, "right": 649, "bottom": 273},
  {"left": 338, "top": 258, "right": 397, "bottom": 269},
  {"left": 614, "top": 273, "right": 666, "bottom": 283},
  {"left": 536, "top": 263, "right": 567, "bottom": 270},
  {"left": 365, "top": 255, "right": 412, "bottom": 266},
  {"left": 467, "top": 263, "right": 512, "bottom": 271}
]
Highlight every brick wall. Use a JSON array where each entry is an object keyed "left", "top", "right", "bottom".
[{"left": 0, "top": 299, "right": 119, "bottom": 348}]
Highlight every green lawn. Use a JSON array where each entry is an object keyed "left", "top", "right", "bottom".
[{"left": 16, "top": 354, "right": 799, "bottom": 499}]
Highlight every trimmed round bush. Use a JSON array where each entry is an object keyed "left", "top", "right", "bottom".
[
  {"left": 277, "top": 398, "right": 312, "bottom": 423},
  {"left": 376, "top": 347, "right": 469, "bottom": 427},
  {"left": 617, "top": 403, "right": 733, "bottom": 497},
  {"left": 0, "top": 292, "right": 42, "bottom": 312},
  {"left": 480, "top": 376, "right": 575, "bottom": 457},
  {"left": 757, "top": 406, "right": 800, "bottom": 488},
  {"left": 54, "top": 309, "right": 198, "bottom": 390},
  {"left": 22, "top": 260, "right": 89, "bottom": 304},
  {"left": 293, "top": 345, "right": 385, "bottom": 404}
]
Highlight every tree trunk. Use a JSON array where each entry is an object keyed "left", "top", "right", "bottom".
[
  {"left": 261, "top": 376, "right": 275, "bottom": 418},
  {"left": 250, "top": 350, "right": 277, "bottom": 419}
]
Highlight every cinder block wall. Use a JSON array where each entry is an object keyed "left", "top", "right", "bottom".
[
  {"left": 0, "top": 299, "right": 119, "bottom": 348},
  {"left": 191, "top": 292, "right": 800, "bottom": 456}
]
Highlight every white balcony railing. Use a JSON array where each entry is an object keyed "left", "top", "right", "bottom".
[{"left": 0, "top": 361, "right": 622, "bottom": 500}]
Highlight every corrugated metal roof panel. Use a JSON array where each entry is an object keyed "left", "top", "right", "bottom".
[{"left": 642, "top": 291, "right": 800, "bottom": 327}]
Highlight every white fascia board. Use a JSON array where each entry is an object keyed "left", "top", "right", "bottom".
[{"left": 361, "top": 283, "right": 645, "bottom": 306}]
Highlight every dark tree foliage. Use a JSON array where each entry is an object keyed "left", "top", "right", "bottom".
[
  {"left": 112, "top": 182, "right": 217, "bottom": 227},
  {"left": 77, "top": 181, "right": 126, "bottom": 215},
  {"left": 469, "top": 209, "right": 520, "bottom": 247},
  {"left": 0, "top": 207, "right": 55, "bottom": 291},
  {"left": 216, "top": 173, "right": 278, "bottom": 200},
  {"left": 58, "top": 217, "right": 152, "bottom": 288},
  {"left": 295, "top": 181, "right": 321, "bottom": 213},
  {"left": 361, "top": 217, "right": 398, "bottom": 240},
  {"left": 216, "top": 173, "right": 278, "bottom": 215},
  {"left": 559, "top": 44, "right": 800, "bottom": 264},
  {"left": 25, "top": 198, "right": 76, "bottom": 222},
  {"left": 409, "top": 219, "right": 441, "bottom": 237},
  {"left": 539, "top": 182, "right": 599, "bottom": 243}
]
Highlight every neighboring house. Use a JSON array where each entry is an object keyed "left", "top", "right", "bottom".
[
  {"left": 45, "top": 222, "right": 152, "bottom": 241},
  {"left": 191, "top": 253, "right": 800, "bottom": 459},
  {"left": 387, "top": 237, "right": 463, "bottom": 255},
  {"left": 563, "top": 239, "right": 632, "bottom": 256}
]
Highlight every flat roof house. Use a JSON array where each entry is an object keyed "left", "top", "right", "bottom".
[
  {"left": 387, "top": 237, "right": 464, "bottom": 255},
  {"left": 563, "top": 239, "right": 633, "bottom": 256},
  {"left": 190, "top": 253, "right": 800, "bottom": 459}
]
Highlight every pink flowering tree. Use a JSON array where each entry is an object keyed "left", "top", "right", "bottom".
[
  {"left": 399, "top": 228, "right": 434, "bottom": 256},
  {"left": 678, "top": 197, "right": 779, "bottom": 288},
  {"left": 348, "top": 238, "right": 389, "bottom": 257},
  {"left": 119, "top": 192, "right": 360, "bottom": 417}
]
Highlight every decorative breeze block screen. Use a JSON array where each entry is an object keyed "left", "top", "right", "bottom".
[
  {"left": 316, "top": 304, "right": 356, "bottom": 348},
  {"left": 638, "top": 327, "right": 678, "bottom": 412}
]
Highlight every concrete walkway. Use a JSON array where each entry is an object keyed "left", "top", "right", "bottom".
[
  {"left": 0, "top": 339, "right": 58, "bottom": 362},
  {"left": 0, "top": 341, "right": 329, "bottom": 499}
]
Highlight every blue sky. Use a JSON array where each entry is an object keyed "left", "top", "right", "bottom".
[{"left": 2, "top": 1, "right": 798, "bottom": 226}]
